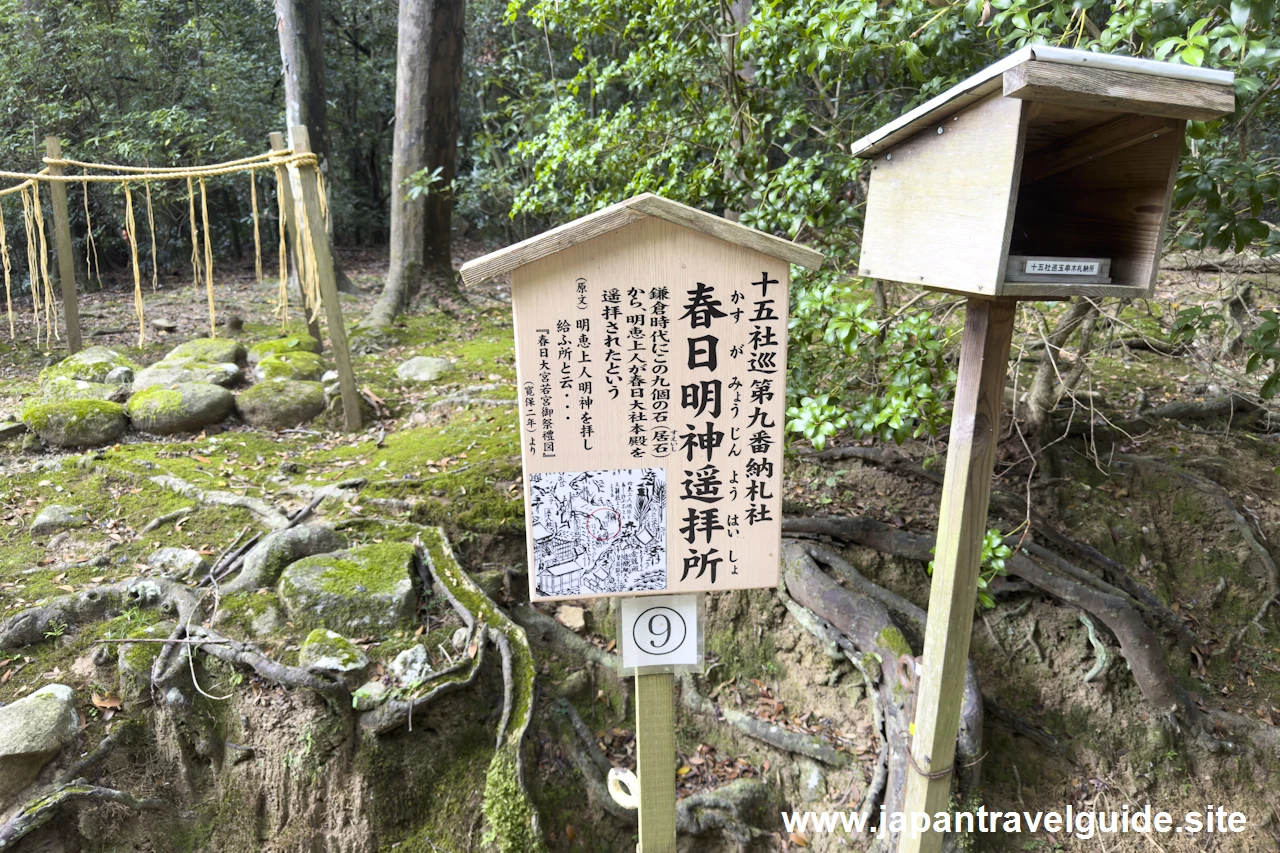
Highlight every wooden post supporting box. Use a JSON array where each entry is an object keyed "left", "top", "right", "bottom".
[
  {"left": 853, "top": 46, "right": 1236, "bottom": 300},
  {"left": 851, "top": 48, "right": 1234, "bottom": 853}
]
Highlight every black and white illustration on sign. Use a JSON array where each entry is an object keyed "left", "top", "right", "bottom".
[{"left": 529, "top": 467, "right": 667, "bottom": 598}]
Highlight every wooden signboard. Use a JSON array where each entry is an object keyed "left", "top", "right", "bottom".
[{"left": 460, "top": 194, "right": 823, "bottom": 601}]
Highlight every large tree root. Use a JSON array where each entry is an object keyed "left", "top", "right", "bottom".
[
  {"left": 783, "top": 515, "right": 1192, "bottom": 722},
  {"left": 805, "top": 445, "right": 1194, "bottom": 650},
  {"left": 675, "top": 779, "right": 773, "bottom": 844},
  {"left": 417, "top": 528, "right": 544, "bottom": 852},
  {"left": 0, "top": 784, "right": 164, "bottom": 852},
  {"left": 781, "top": 540, "right": 983, "bottom": 851},
  {"left": 1, "top": 578, "right": 199, "bottom": 650},
  {"left": 149, "top": 474, "right": 290, "bottom": 530}
]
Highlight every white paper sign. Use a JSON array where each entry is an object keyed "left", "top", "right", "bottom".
[
  {"left": 1024, "top": 260, "right": 1100, "bottom": 275},
  {"left": 620, "top": 594, "right": 700, "bottom": 671}
]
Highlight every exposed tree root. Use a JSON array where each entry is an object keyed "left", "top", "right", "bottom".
[
  {"left": 781, "top": 540, "right": 983, "bottom": 849},
  {"left": 782, "top": 515, "right": 1192, "bottom": 723},
  {"left": 139, "top": 506, "right": 194, "bottom": 534},
  {"left": 418, "top": 528, "right": 544, "bottom": 852},
  {"left": 679, "top": 670, "right": 848, "bottom": 766},
  {"left": 189, "top": 625, "right": 350, "bottom": 706},
  {"left": 149, "top": 474, "right": 290, "bottom": 529},
  {"left": 1, "top": 578, "right": 199, "bottom": 650},
  {"left": 217, "top": 523, "right": 340, "bottom": 595},
  {"left": 803, "top": 445, "right": 1194, "bottom": 650},
  {"left": 549, "top": 700, "right": 637, "bottom": 825},
  {"left": 0, "top": 784, "right": 164, "bottom": 852},
  {"left": 675, "top": 779, "right": 773, "bottom": 844}
]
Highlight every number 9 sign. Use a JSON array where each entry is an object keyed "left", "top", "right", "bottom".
[{"left": 619, "top": 594, "right": 702, "bottom": 674}]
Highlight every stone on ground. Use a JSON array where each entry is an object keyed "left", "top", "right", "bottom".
[
  {"left": 104, "top": 365, "right": 135, "bottom": 385},
  {"left": 278, "top": 542, "right": 418, "bottom": 634},
  {"left": 31, "top": 504, "right": 88, "bottom": 537},
  {"left": 299, "top": 629, "right": 369, "bottom": 679},
  {"left": 39, "top": 346, "right": 140, "bottom": 385},
  {"left": 132, "top": 357, "right": 242, "bottom": 391},
  {"left": 166, "top": 337, "right": 247, "bottom": 366},
  {"left": 126, "top": 383, "right": 236, "bottom": 435},
  {"left": 222, "top": 524, "right": 343, "bottom": 595},
  {"left": 352, "top": 680, "right": 389, "bottom": 711},
  {"left": 147, "top": 547, "right": 209, "bottom": 580},
  {"left": 390, "top": 644, "right": 433, "bottom": 687},
  {"left": 253, "top": 350, "right": 325, "bottom": 382},
  {"left": 0, "top": 684, "right": 80, "bottom": 802},
  {"left": 556, "top": 604, "right": 587, "bottom": 633},
  {"left": 22, "top": 400, "right": 128, "bottom": 448},
  {"left": 41, "top": 377, "right": 128, "bottom": 404},
  {"left": 395, "top": 355, "right": 452, "bottom": 382},
  {"left": 248, "top": 334, "right": 322, "bottom": 364},
  {"left": 236, "top": 378, "right": 326, "bottom": 429},
  {"left": 150, "top": 317, "right": 179, "bottom": 332}
]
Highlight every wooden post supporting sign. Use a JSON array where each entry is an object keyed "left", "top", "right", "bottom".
[
  {"left": 898, "top": 298, "right": 1015, "bottom": 853},
  {"left": 44, "top": 137, "right": 82, "bottom": 354},
  {"left": 287, "top": 125, "right": 362, "bottom": 432},
  {"left": 269, "top": 131, "right": 324, "bottom": 348},
  {"left": 635, "top": 672, "right": 677, "bottom": 852}
]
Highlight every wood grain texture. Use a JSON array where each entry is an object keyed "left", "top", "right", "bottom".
[
  {"left": 636, "top": 672, "right": 677, "bottom": 853},
  {"left": 1021, "top": 114, "right": 1178, "bottom": 185},
  {"left": 898, "top": 298, "right": 1016, "bottom": 853},
  {"left": 288, "top": 126, "right": 361, "bottom": 431},
  {"left": 44, "top": 137, "right": 82, "bottom": 354},
  {"left": 850, "top": 46, "right": 1231, "bottom": 159},
  {"left": 1004, "top": 61, "right": 1235, "bottom": 121},
  {"left": 459, "top": 193, "right": 823, "bottom": 287},
  {"left": 858, "top": 94, "right": 1027, "bottom": 297},
  {"left": 1008, "top": 125, "right": 1183, "bottom": 296},
  {"left": 512, "top": 216, "right": 788, "bottom": 600},
  {"left": 270, "top": 132, "right": 323, "bottom": 347}
]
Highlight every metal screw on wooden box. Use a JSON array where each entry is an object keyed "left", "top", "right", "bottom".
[
  {"left": 848, "top": 47, "right": 1235, "bottom": 853},
  {"left": 461, "top": 194, "right": 822, "bottom": 852}
]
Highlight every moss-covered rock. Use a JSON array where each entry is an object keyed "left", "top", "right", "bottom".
[
  {"left": 0, "top": 683, "right": 80, "bottom": 802},
  {"left": 41, "top": 377, "right": 128, "bottom": 404},
  {"left": 118, "top": 622, "right": 176, "bottom": 706},
  {"left": 22, "top": 399, "right": 127, "bottom": 447},
  {"left": 253, "top": 351, "right": 325, "bottom": 382},
  {"left": 236, "top": 378, "right": 326, "bottom": 429},
  {"left": 39, "top": 346, "right": 141, "bottom": 385},
  {"left": 278, "top": 542, "right": 418, "bottom": 634},
  {"left": 31, "top": 504, "right": 87, "bottom": 537},
  {"left": 126, "top": 382, "right": 235, "bottom": 435},
  {"left": 132, "top": 357, "right": 242, "bottom": 391},
  {"left": 248, "top": 334, "right": 322, "bottom": 365},
  {"left": 299, "top": 629, "right": 369, "bottom": 679},
  {"left": 166, "top": 337, "right": 247, "bottom": 366}
]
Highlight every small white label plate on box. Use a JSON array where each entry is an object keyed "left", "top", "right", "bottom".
[
  {"left": 619, "top": 594, "right": 702, "bottom": 675},
  {"left": 1024, "top": 260, "right": 1100, "bottom": 276}
]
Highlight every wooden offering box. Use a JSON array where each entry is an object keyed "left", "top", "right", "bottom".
[
  {"left": 460, "top": 194, "right": 823, "bottom": 601},
  {"left": 852, "top": 46, "right": 1235, "bottom": 299}
]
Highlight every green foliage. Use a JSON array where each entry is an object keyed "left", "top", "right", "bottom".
[
  {"left": 929, "top": 528, "right": 1013, "bottom": 610},
  {"left": 469, "top": 0, "right": 1280, "bottom": 450},
  {"left": 1245, "top": 310, "right": 1280, "bottom": 398}
]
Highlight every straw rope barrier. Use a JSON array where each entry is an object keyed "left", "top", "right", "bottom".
[{"left": 0, "top": 148, "right": 324, "bottom": 346}]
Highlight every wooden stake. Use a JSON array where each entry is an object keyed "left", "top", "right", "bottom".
[
  {"left": 898, "top": 297, "right": 1016, "bottom": 853},
  {"left": 635, "top": 672, "right": 677, "bottom": 852},
  {"left": 44, "top": 137, "right": 81, "bottom": 354},
  {"left": 269, "top": 132, "right": 323, "bottom": 347},
  {"left": 288, "top": 126, "right": 362, "bottom": 432}
]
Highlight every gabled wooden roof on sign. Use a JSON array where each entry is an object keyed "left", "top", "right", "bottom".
[
  {"left": 849, "top": 45, "right": 1234, "bottom": 159},
  {"left": 458, "top": 193, "right": 825, "bottom": 287}
]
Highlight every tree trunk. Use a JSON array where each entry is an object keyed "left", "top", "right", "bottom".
[
  {"left": 275, "top": 0, "right": 359, "bottom": 294},
  {"left": 370, "top": 0, "right": 464, "bottom": 327}
]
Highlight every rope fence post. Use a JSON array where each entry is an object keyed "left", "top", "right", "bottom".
[
  {"left": 270, "top": 132, "right": 323, "bottom": 347},
  {"left": 44, "top": 136, "right": 81, "bottom": 353},
  {"left": 288, "top": 125, "right": 361, "bottom": 432}
]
